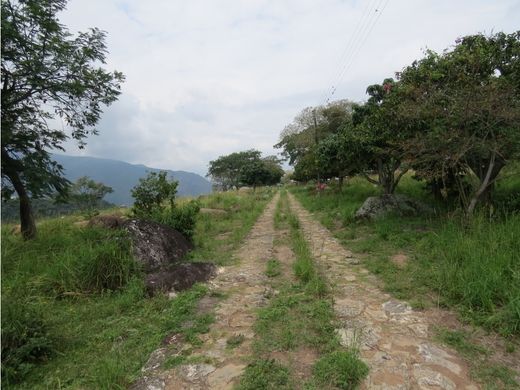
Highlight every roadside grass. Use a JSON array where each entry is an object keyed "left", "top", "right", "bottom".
[
  {"left": 1, "top": 189, "right": 273, "bottom": 389},
  {"left": 238, "top": 190, "right": 368, "bottom": 389},
  {"left": 290, "top": 172, "right": 520, "bottom": 387},
  {"left": 189, "top": 188, "right": 275, "bottom": 265}
]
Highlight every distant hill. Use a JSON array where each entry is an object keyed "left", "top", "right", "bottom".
[{"left": 52, "top": 154, "right": 212, "bottom": 205}]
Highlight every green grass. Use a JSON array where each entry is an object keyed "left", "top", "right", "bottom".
[
  {"left": 1, "top": 189, "right": 274, "bottom": 389},
  {"left": 239, "top": 191, "right": 368, "bottom": 389},
  {"left": 189, "top": 188, "right": 275, "bottom": 265},
  {"left": 312, "top": 351, "right": 369, "bottom": 390},
  {"left": 290, "top": 172, "right": 520, "bottom": 388},
  {"left": 265, "top": 258, "right": 282, "bottom": 278},
  {"left": 237, "top": 359, "right": 292, "bottom": 390},
  {"left": 291, "top": 175, "right": 520, "bottom": 338}
]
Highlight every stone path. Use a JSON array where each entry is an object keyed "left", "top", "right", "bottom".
[
  {"left": 133, "top": 193, "right": 279, "bottom": 390},
  {"left": 287, "top": 193, "right": 480, "bottom": 390}
]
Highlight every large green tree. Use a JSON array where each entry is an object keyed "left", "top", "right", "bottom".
[
  {"left": 276, "top": 100, "right": 355, "bottom": 182},
  {"left": 398, "top": 31, "right": 520, "bottom": 213},
  {"left": 207, "top": 150, "right": 284, "bottom": 190},
  {"left": 1, "top": 0, "right": 124, "bottom": 239}
]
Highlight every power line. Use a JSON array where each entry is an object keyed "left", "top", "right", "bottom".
[
  {"left": 321, "top": 0, "right": 390, "bottom": 105},
  {"left": 320, "top": 0, "right": 379, "bottom": 103}
]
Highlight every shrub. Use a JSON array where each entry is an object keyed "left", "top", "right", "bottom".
[
  {"left": 1, "top": 298, "right": 55, "bottom": 384},
  {"left": 131, "top": 171, "right": 178, "bottom": 216},
  {"left": 154, "top": 200, "right": 200, "bottom": 241}
]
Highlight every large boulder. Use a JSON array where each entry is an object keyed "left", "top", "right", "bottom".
[
  {"left": 355, "top": 194, "right": 431, "bottom": 220},
  {"left": 123, "top": 219, "right": 193, "bottom": 273}
]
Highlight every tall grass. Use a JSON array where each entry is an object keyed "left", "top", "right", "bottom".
[
  {"left": 420, "top": 215, "right": 520, "bottom": 335},
  {"left": 291, "top": 175, "right": 520, "bottom": 337},
  {"left": 1, "top": 188, "right": 274, "bottom": 388}
]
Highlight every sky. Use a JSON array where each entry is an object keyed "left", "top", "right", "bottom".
[{"left": 59, "top": 0, "right": 520, "bottom": 176}]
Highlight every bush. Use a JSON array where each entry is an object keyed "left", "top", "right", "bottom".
[
  {"left": 154, "top": 200, "right": 200, "bottom": 241},
  {"left": 131, "top": 171, "right": 178, "bottom": 216},
  {"left": 1, "top": 298, "right": 55, "bottom": 384}
]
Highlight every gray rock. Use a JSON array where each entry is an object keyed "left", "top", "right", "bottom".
[
  {"left": 123, "top": 218, "right": 193, "bottom": 273},
  {"left": 355, "top": 194, "right": 432, "bottom": 220}
]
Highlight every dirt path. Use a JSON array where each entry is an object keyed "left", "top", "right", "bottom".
[
  {"left": 287, "top": 193, "right": 480, "bottom": 390},
  {"left": 133, "top": 193, "right": 279, "bottom": 390}
]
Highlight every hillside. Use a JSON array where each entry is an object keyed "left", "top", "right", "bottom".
[{"left": 52, "top": 154, "right": 212, "bottom": 205}]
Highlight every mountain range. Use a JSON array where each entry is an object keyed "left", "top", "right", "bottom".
[{"left": 52, "top": 154, "right": 212, "bottom": 205}]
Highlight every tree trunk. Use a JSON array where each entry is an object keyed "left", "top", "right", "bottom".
[
  {"left": 467, "top": 152, "right": 505, "bottom": 215},
  {"left": 338, "top": 176, "right": 344, "bottom": 192},
  {"left": 5, "top": 169, "right": 37, "bottom": 239}
]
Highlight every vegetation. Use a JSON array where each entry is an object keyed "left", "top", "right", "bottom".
[
  {"left": 189, "top": 188, "right": 275, "bottom": 265},
  {"left": 68, "top": 176, "right": 114, "bottom": 216},
  {"left": 239, "top": 191, "right": 368, "bottom": 389},
  {"left": 277, "top": 31, "right": 520, "bottom": 214},
  {"left": 1, "top": 189, "right": 272, "bottom": 388},
  {"left": 1, "top": 0, "right": 124, "bottom": 239},
  {"left": 290, "top": 173, "right": 519, "bottom": 386},
  {"left": 207, "top": 149, "right": 284, "bottom": 190}
]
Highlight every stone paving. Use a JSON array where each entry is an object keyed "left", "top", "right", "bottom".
[
  {"left": 287, "top": 193, "right": 480, "bottom": 390},
  {"left": 132, "top": 193, "right": 278, "bottom": 390}
]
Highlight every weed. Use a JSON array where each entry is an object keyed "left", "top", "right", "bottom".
[
  {"left": 434, "top": 327, "right": 488, "bottom": 357},
  {"left": 265, "top": 259, "right": 281, "bottom": 278},
  {"left": 312, "top": 350, "right": 369, "bottom": 390},
  {"left": 237, "top": 359, "right": 292, "bottom": 390},
  {"left": 226, "top": 334, "right": 246, "bottom": 349}
]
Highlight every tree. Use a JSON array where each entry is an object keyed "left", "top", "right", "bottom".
[
  {"left": 239, "top": 155, "right": 284, "bottom": 189},
  {"left": 208, "top": 150, "right": 284, "bottom": 190},
  {"left": 1, "top": 0, "right": 124, "bottom": 239},
  {"left": 398, "top": 31, "right": 520, "bottom": 213},
  {"left": 347, "top": 80, "right": 409, "bottom": 194},
  {"left": 275, "top": 100, "right": 355, "bottom": 183},
  {"left": 207, "top": 149, "right": 261, "bottom": 190},
  {"left": 69, "top": 176, "right": 113, "bottom": 213},
  {"left": 131, "top": 171, "right": 178, "bottom": 217}
]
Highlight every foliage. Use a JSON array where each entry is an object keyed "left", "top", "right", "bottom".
[
  {"left": 0, "top": 189, "right": 269, "bottom": 388},
  {"left": 131, "top": 171, "right": 178, "bottom": 216},
  {"left": 398, "top": 31, "right": 520, "bottom": 213},
  {"left": 207, "top": 149, "right": 284, "bottom": 190},
  {"left": 275, "top": 100, "right": 355, "bottom": 183},
  {"left": 154, "top": 200, "right": 201, "bottom": 241},
  {"left": 1, "top": 300, "right": 55, "bottom": 385},
  {"left": 1, "top": 0, "right": 124, "bottom": 239},
  {"left": 280, "top": 31, "right": 519, "bottom": 211},
  {"left": 68, "top": 176, "right": 113, "bottom": 215}
]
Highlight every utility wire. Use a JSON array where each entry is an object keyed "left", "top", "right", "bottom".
[
  {"left": 321, "top": 0, "right": 390, "bottom": 105},
  {"left": 320, "top": 0, "right": 379, "bottom": 103}
]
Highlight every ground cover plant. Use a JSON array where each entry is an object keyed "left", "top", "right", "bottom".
[{"left": 1, "top": 188, "right": 273, "bottom": 388}]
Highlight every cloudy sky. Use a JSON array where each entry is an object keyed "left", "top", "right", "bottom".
[{"left": 59, "top": 0, "right": 519, "bottom": 176}]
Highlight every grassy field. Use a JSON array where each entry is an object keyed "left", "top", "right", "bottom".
[
  {"left": 1, "top": 188, "right": 274, "bottom": 389},
  {"left": 291, "top": 173, "right": 520, "bottom": 387}
]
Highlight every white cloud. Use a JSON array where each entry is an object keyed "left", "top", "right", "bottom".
[{"left": 59, "top": 0, "right": 520, "bottom": 175}]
